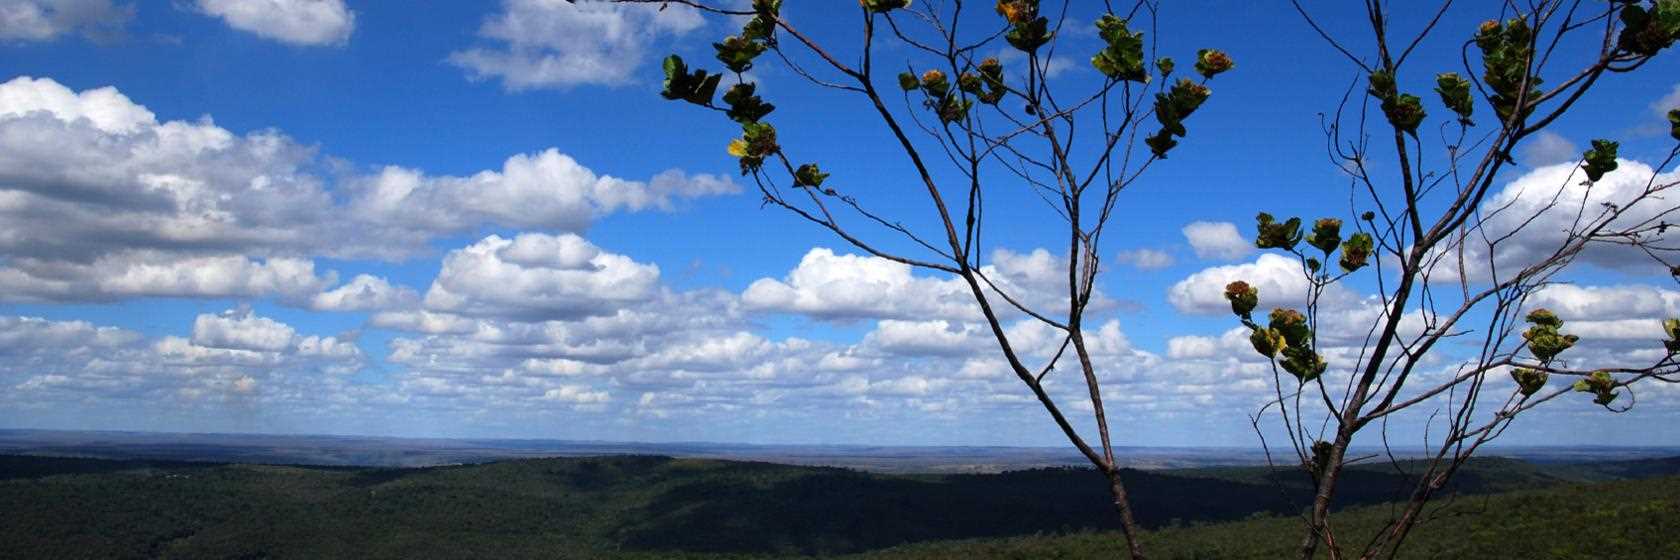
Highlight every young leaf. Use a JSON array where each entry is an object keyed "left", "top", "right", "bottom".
[{"left": 1582, "top": 139, "right": 1619, "bottom": 182}]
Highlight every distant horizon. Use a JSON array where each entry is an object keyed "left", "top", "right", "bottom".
[{"left": 6, "top": 427, "right": 1678, "bottom": 453}]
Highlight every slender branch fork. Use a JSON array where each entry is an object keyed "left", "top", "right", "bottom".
[
  {"left": 607, "top": 1, "right": 1202, "bottom": 557},
  {"left": 1279, "top": 1, "right": 1678, "bottom": 558}
]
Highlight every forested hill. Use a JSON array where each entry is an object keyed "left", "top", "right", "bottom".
[{"left": 2, "top": 454, "right": 1677, "bottom": 559}]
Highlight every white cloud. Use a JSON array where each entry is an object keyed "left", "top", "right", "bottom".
[
  {"left": 0, "top": 0, "right": 131, "bottom": 42},
  {"left": 743, "top": 247, "right": 1105, "bottom": 322},
  {"left": 310, "top": 274, "right": 420, "bottom": 311},
  {"left": 1168, "top": 253, "right": 1322, "bottom": 314},
  {"left": 195, "top": 0, "right": 354, "bottom": 46},
  {"left": 0, "top": 252, "right": 334, "bottom": 303},
  {"left": 1516, "top": 130, "right": 1578, "bottom": 167},
  {"left": 742, "top": 248, "right": 979, "bottom": 321},
  {"left": 422, "top": 233, "right": 662, "bottom": 321},
  {"left": 447, "top": 0, "right": 705, "bottom": 91},
  {"left": 352, "top": 151, "right": 738, "bottom": 235},
  {"left": 1182, "top": 221, "right": 1252, "bottom": 260},
  {"left": 191, "top": 308, "right": 297, "bottom": 352},
  {"left": 0, "top": 76, "right": 736, "bottom": 303},
  {"left": 863, "top": 320, "right": 985, "bottom": 357},
  {"left": 1166, "top": 335, "right": 1218, "bottom": 360},
  {"left": 1116, "top": 248, "right": 1174, "bottom": 270},
  {"left": 1443, "top": 161, "right": 1678, "bottom": 278}
]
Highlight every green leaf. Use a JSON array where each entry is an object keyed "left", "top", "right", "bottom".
[
  {"left": 1307, "top": 218, "right": 1343, "bottom": 255},
  {"left": 976, "top": 58, "right": 1006, "bottom": 105},
  {"left": 1193, "top": 49, "right": 1234, "bottom": 79},
  {"left": 1616, "top": 0, "right": 1680, "bottom": 56},
  {"left": 1510, "top": 368, "right": 1547, "bottom": 397},
  {"left": 1338, "top": 233, "right": 1373, "bottom": 272},
  {"left": 1435, "top": 72, "right": 1474, "bottom": 125},
  {"left": 1268, "top": 308, "right": 1311, "bottom": 349},
  {"left": 728, "top": 121, "right": 779, "bottom": 174},
  {"left": 1144, "top": 79, "right": 1211, "bottom": 157},
  {"left": 1523, "top": 308, "right": 1578, "bottom": 362},
  {"left": 1006, "top": 16, "right": 1053, "bottom": 52},
  {"left": 660, "top": 55, "right": 722, "bottom": 106},
  {"left": 1091, "top": 15, "right": 1148, "bottom": 82},
  {"left": 1382, "top": 93, "right": 1427, "bottom": 136},
  {"left": 1255, "top": 212, "right": 1303, "bottom": 251},
  {"left": 898, "top": 72, "right": 920, "bottom": 91},
  {"left": 920, "top": 69, "right": 950, "bottom": 97},
  {"left": 1582, "top": 139, "right": 1619, "bottom": 182},
  {"left": 714, "top": 35, "right": 768, "bottom": 73},
  {"left": 793, "top": 163, "right": 829, "bottom": 188},
  {"left": 1224, "top": 281, "right": 1259, "bottom": 318},
  {"left": 1669, "top": 108, "right": 1680, "bottom": 141},
  {"left": 723, "top": 83, "right": 775, "bottom": 124},
  {"left": 860, "top": 0, "right": 911, "bottom": 13}
]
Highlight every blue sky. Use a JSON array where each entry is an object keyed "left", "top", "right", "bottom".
[{"left": 1, "top": 0, "right": 1678, "bottom": 448}]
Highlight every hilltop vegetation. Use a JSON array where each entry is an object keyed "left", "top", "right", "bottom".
[{"left": 0, "top": 454, "right": 1676, "bottom": 559}]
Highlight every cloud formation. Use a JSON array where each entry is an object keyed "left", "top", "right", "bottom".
[
  {"left": 0, "top": 0, "right": 131, "bottom": 42},
  {"left": 195, "top": 0, "right": 354, "bottom": 46},
  {"left": 1182, "top": 221, "right": 1253, "bottom": 260},
  {"left": 0, "top": 76, "right": 736, "bottom": 302},
  {"left": 448, "top": 0, "right": 705, "bottom": 91}
]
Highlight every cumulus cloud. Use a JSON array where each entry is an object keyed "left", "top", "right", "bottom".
[
  {"left": 422, "top": 233, "right": 661, "bottom": 321},
  {"left": 310, "top": 274, "right": 420, "bottom": 311},
  {"left": 1168, "top": 253, "right": 1332, "bottom": 314},
  {"left": 352, "top": 151, "right": 738, "bottom": 235},
  {"left": 1442, "top": 160, "right": 1678, "bottom": 278},
  {"left": 195, "top": 0, "right": 354, "bottom": 46},
  {"left": 447, "top": 0, "right": 705, "bottom": 91},
  {"left": 1182, "top": 221, "right": 1252, "bottom": 260},
  {"left": 1115, "top": 248, "right": 1174, "bottom": 270},
  {"left": 0, "top": 0, "right": 131, "bottom": 42},
  {"left": 0, "top": 76, "right": 735, "bottom": 302},
  {"left": 1516, "top": 131, "right": 1579, "bottom": 168},
  {"left": 743, "top": 247, "right": 1108, "bottom": 322},
  {"left": 191, "top": 308, "right": 297, "bottom": 352},
  {"left": 0, "top": 252, "right": 333, "bottom": 303}
]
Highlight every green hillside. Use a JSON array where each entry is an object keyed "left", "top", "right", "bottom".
[
  {"left": 0, "top": 454, "right": 1675, "bottom": 559},
  {"left": 850, "top": 475, "right": 1680, "bottom": 559}
]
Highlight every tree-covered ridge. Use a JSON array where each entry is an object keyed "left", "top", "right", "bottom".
[{"left": 1, "top": 454, "right": 1676, "bottom": 559}]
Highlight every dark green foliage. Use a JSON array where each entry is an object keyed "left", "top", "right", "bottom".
[
  {"left": 1254, "top": 212, "right": 1302, "bottom": 250},
  {"left": 1145, "top": 79, "right": 1212, "bottom": 158},
  {"left": 897, "top": 71, "right": 919, "bottom": 91},
  {"left": 1670, "top": 108, "right": 1680, "bottom": 141},
  {"left": 1223, "top": 281, "right": 1257, "bottom": 319},
  {"left": 860, "top": 0, "right": 911, "bottom": 14},
  {"left": 1435, "top": 72, "right": 1474, "bottom": 125},
  {"left": 1617, "top": 0, "right": 1680, "bottom": 56},
  {"left": 1511, "top": 367, "right": 1548, "bottom": 396},
  {"left": 997, "top": 1, "right": 1051, "bottom": 52},
  {"left": 1522, "top": 308, "right": 1577, "bottom": 362},
  {"left": 1338, "top": 232, "right": 1373, "bottom": 272},
  {"left": 793, "top": 163, "right": 829, "bottom": 188},
  {"left": 714, "top": 35, "right": 768, "bottom": 73},
  {"left": 727, "top": 122, "right": 779, "bottom": 173},
  {"left": 1193, "top": 49, "right": 1233, "bottom": 79},
  {"left": 661, "top": 55, "right": 722, "bottom": 106},
  {"left": 1306, "top": 218, "right": 1342, "bottom": 254},
  {"left": 3, "top": 454, "right": 1677, "bottom": 559},
  {"left": 850, "top": 475, "right": 1680, "bottom": 560},
  {"left": 1582, "top": 139, "right": 1619, "bottom": 182},
  {"left": 723, "top": 83, "right": 775, "bottom": 124},
  {"left": 974, "top": 58, "right": 1006, "bottom": 105},
  {"left": 1368, "top": 71, "right": 1425, "bottom": 136},
  {"left": 1573, "top": 370, "right": 1620, "bottom": 406},
  {"left": 1091, "top": 15, "right": 1147, "bottom": 82},
  {"left": 1476, "top": 17, "right": 1543, "bottom": 123},
  {"left": 1664, "top": 318, "right": 1680, "bottom": 353}
]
